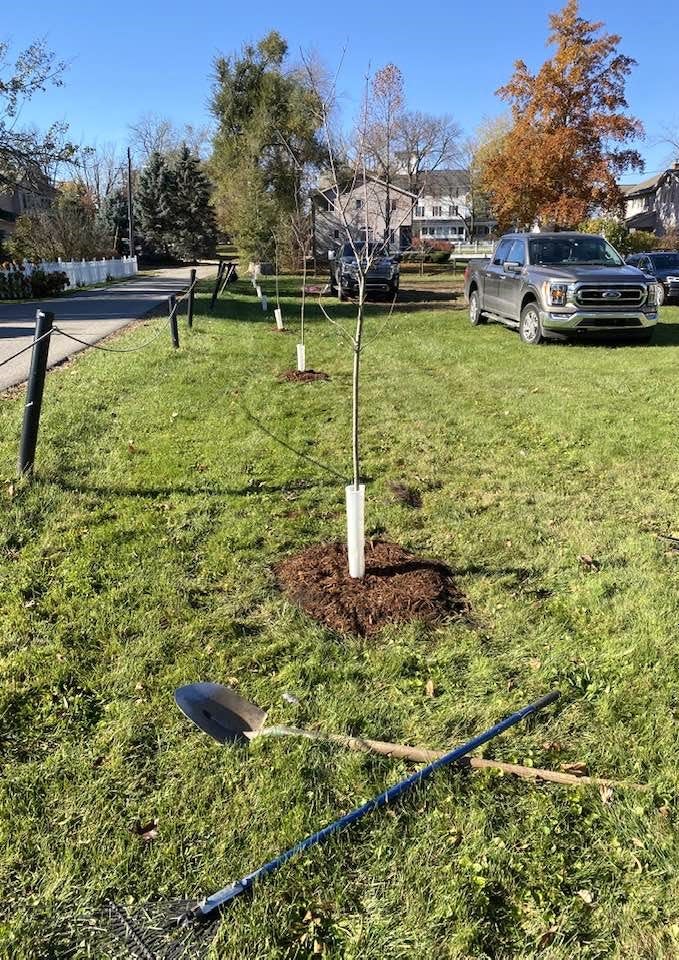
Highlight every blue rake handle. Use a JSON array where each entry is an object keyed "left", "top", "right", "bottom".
[{"left": 191, "top": 690, "right": 559, "bottom": 919}]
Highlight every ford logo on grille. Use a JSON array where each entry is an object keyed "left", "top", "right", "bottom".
[{"left": 602, "top": 290, "right": 622, "bottom": 299}]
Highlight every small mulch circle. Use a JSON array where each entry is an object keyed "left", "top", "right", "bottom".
[
  {"left": 275, "top": 539, "right": 468, "bottom": 637},
  {"left": 277, "top": 369, "right": 331, "bottom": 383}
]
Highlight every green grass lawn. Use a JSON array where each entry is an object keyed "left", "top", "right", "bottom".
[{"left": 1, "top": 278, "right": 679, "bottom": 959}]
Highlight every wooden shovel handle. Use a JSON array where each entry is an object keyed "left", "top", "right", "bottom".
[{"left": 330, "top": 734, "right": 645, "bottom": 792}]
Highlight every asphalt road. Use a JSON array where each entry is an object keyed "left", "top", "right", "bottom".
[{"left": 0, "top": 265, "right": 216, "bottom": 392}]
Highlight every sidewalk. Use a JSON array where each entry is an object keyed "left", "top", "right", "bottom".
[{"left": 0, "top": 264, "right": 216, "bottom": 392}]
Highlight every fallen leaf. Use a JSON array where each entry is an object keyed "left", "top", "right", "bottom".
[
  {"left": 313, "top": 941, "right": 323, "bottom": 955},
  {"left": 542, "top": 740, "right": 562, "bottom": 752},
  {"left": 529, "top": 658, "right": 542, "bottom": 670},
  {"left": 537, "top": 925, "right": 558, "bottom": 949},
  {"left": 6, "top": 483, "right": 15, "bottom": 498},
  {"left": 599, "top": 784, "right": 613, "bottom": 805},
  {"left": 577, "top": 889, "right": 594, "bottom": 905},
  {"left": 658, "top": 805, "right": 671, "bottom": 818},
  {"left": 578, "top": 554, "right": 600, "bottom": 571},
  {"left": 425, "top": 679, "right": 435, "bottom": 698},
  {"left": 127, "top": 441, "right": 136, "bottom": 453},
  {"left": 133, "top": 819, "right": 158, "bottom": 843},
  {"left": 227, "top": 676, "right": 238, "bottom": 686},
  {"left": 561, "top": 761, "right": 588, "bottom": 777}
]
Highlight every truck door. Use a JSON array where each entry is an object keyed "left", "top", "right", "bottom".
[
  {"left": 483, "top": 238, "right": 513, "bottom": 313},
  {"left": 496, "top": 239, "right": 527, "bottom": 320}
]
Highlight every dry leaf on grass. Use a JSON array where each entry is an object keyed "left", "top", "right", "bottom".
[
  {"left": 578, "top": 554, "right": 600, "bottom": 571},
  {"left": 599, "top": 784, "right": 614, "bottom": 804},
  {"left": 133, "top": 818, "right": 158, "bottom": 843},
  {"left": 529, "top": 658, "right": 542, "bottom": 670},
  {"left": 561, "top": 761, "right": 588, "bottom": 777},
  {"left": 577, "top": 889, "right": 594, "bottom": 905},
  {"left": 425, "top": 679, "right": 435, "bottom": 698}
]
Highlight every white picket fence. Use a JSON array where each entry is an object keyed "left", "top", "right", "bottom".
[{"left": 18, "top": 256, "right": 138, "bottom": 287}]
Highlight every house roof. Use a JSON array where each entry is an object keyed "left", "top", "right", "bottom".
[
  {"left": 625, "top": 209, "right": 658, "bottom": 231},
  {"left": 622, "top": 170, "right": 666, "bottom": 197},
  {"left": 393, "top": 169, "right": 470, "bottom": 195},
  {"left": 314, "top": 173, "right": 417, "bottom": 200}
]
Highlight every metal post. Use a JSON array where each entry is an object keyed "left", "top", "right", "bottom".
[
  {"left": 209, "top": 260, "right": 225, "bottom": 311},
  {"left": 169, "top": 295, "right": 179, "bottom": 348},
  {"left": 18, "top": 310, "right": 53, "bottom": 477},
  {"left": 127, "top": 147, "right": 135, "bottom": 261},
  {"left": 187, "top": 268, "right": 196, "bottom": 329}
]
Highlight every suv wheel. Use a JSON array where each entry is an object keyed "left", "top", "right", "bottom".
[
  {"left": 469, "top": 290, "right": 485, "bottom": 326},
  {"left": 519, "top": 302, "right": 544, "bottom": 345}
]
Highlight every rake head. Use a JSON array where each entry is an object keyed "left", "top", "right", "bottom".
[{"left": 95, "top": 899, "right": 219, "bottom": 960}]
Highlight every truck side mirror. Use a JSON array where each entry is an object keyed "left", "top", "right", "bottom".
[{"left": 503, "top": 260, "right": 522, "bottom": 273}]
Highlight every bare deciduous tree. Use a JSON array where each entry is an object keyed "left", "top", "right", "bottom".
[
  {"left": 395, "top": 111, "right": 461, "bottom": 195},
  {"left": 128, "top": 112, "right": 211, "bottom": 164}
]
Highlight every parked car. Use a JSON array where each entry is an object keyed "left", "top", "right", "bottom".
[
  {"left": 625, "top": 251, "right": 679, "bottom": 306},
  {"left": 463, "top": 232, "right": 659, "bottom": 345},
  {"left": 329, "top": 242, "right": 400, "bottom": 300}
]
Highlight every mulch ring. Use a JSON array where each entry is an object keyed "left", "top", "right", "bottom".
[
  {"left": 277, "top": 369, "right": 331, "bottom": 383},
  {"left": 275, "top": 539, "right": 468, "bottom": 637}
]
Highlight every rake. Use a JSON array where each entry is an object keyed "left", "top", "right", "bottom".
[{"left": 99, "top": 689, "right": 559, "bottom": 959}]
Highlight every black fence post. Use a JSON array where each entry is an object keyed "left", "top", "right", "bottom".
[
  {"left": 187, "top": 268, "right": 196, "bottom": 329},
  {"left": 169, "top": 295, "right": 179, "bottom": 348},
  {"left": 18, "top": 310, "right": 53, "bottom": 477},
  {"left": 209, "top": 260, "right": 225, "bottom": 311}
]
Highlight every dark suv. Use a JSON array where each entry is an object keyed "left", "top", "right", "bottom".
[
  {"left": 626, "top": 252, "right": 679, "bottom": 306},
  {"left": 329, "top": 242, "right": 400, "bottom": 300}
]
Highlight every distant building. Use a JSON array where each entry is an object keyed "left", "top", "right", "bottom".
[
  {"left": 395, "top": 170, "right": 496, "bottom": 244},
  {"left": 622, "top": 163, "right": 679, "bottom": 236},
  {"left": 0, "top": 179, "right": 53, "bottom": 246},
  {"left": 312, "top": 176, "right": 417, "bottom": 257}
]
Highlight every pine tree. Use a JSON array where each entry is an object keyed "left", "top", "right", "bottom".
[
  {"left": 169, "top": 144, "right": 217, "bottom": 261},
  {"left": 135, "top": 151, "right": 174, "bottom": 255}
]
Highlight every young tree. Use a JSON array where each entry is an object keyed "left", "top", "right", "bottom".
[
  {"left": 135, "top": 151, "right": 175, "bottom": 256},
  {"left": 484, "top": 0, "right": 643, "bottom": 230},
  {"left": 0, "top": 38, "right": 76, "bottom": 193},
  {"left": 170, "top": 144, "right": 218, "bottom": 261}
]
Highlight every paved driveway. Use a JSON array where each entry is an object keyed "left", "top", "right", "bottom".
[{"left": 0, "top": 265, "right": 216, "bottom": 392}]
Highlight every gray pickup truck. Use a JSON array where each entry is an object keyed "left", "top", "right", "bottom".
[{"left": 464, "top": 232, "right": 659, "bottom": 345}]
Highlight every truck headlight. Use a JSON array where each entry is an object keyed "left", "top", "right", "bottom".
[
  {"left": 646, "top": 283, "right": 658, "bottom": 307},
  {"left": 544, "top": 281, "right": 574, "bottom": 307}
]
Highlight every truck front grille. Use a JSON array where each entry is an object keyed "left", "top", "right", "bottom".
[
  {"left": 575, "top": 284, "right": 646, "bottom": 307},
  {"left": 577, "top": 316, "right": 642, "bottom": 328}
]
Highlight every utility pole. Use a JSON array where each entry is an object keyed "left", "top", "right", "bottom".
[{"left": 127, "top": 147, "right": 135, "bottom": 261}]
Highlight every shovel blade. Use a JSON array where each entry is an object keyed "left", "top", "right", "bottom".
[{"left": 175, "top": 682, "right": 267, "bottom": 745}]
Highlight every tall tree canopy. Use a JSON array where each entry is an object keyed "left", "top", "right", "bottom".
[
  {"left": 210, "top": 31, "right": 325, "bottom": 261},
  {"left": 483, "top": 0, "right": 643, "bottom": 230},
  {"left": 0, "top": 38, "right": 76, "bottom": 194},
  {"left": 171, "top": 144, "right": 218, "bottom": 261}
]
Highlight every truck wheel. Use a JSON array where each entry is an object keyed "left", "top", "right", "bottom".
[
  {"left": 469, "top": 290, "right": 485, "bottom": 326},
  {"left": 656, "top": 284, "right": 665, "bottom": 307},
  {"left": 519, "top": 303, "right": 544, "bottom": 345}
]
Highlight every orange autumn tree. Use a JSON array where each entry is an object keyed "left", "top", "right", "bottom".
[{"left": 483, "top": 0, "right": 643, "bottom": 231}]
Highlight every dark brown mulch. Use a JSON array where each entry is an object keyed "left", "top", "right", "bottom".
[
  {"left": 277, "top": 369, "right": 331, "bottom": 383},
  {"left": 275, "top": 539, "right": 468, "bottom": 637}
]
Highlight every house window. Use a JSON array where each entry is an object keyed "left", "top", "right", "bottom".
[
  {"left": 448, "top": 205, "right": 458, "bottom": 216},
  {"left": 334, "top": 230, "right": 340, "bottom": 239},
  {"left": 390, "top": 199, "right": 398, "bottom": 211},
  {"left": 415, "top": 205, "right": 425, "bottom": 217},
  {"left": 432, "top": 205, "right": 442, "bottom": 216},
  {"left": 355, "top": 198, "right": 363, "bottom": 209}
]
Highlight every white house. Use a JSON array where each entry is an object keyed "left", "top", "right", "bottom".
[
  {"left": 312, "top": 175, "right": 417, "bottom": 257},
  {"left": 622, "top": 162, "right": 679, "bottom": 236}
]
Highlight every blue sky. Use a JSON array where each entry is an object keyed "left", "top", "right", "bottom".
[{"left": 8, "top": 0, "right": 678, "bottom": 184}]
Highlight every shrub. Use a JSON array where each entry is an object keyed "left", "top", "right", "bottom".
[{"left": 29, "top": 269, "right": 70, "bottom": 297}]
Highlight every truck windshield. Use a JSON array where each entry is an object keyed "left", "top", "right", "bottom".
[
  {"left": 650, "top": 253, "right": 679, "bottom": 270},
  {"left": 528, "top": 236, "right": 623, "bottom": 267}
]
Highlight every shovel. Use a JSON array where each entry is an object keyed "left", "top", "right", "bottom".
[
  {"left": 175, "top": 682, "right": 639, "bottom": 792},
  {"left": 173, "top": 686, "right": 559, "bottom": 919}
]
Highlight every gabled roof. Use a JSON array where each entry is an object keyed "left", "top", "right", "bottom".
[
  {"left": 393, "top": 169, "right": 470, "bottom": 195},
  {"left": 314, "top": 173, "right": 417, "bottom": 200}
]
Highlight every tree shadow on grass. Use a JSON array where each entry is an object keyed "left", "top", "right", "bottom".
[{"left": 55, "top": 477, "right": 338, "bottom": 500}]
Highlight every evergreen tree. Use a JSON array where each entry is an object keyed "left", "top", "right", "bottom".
[
  {"left": 210, "top": 31, "right": 325, "bottom": 261},
  {"left": 169, "top": 144, "right": 217, "bottom": 261},
  {"left": 98, "top": 187, "right": 129, "bottom": 255},
  {"left": 135, "top": 151, "right": 174, "bottom": 255}
]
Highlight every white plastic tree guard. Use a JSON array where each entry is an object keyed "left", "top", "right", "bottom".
[{"left": 345, "top": 484, "right": 365, "bottom": 578}]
